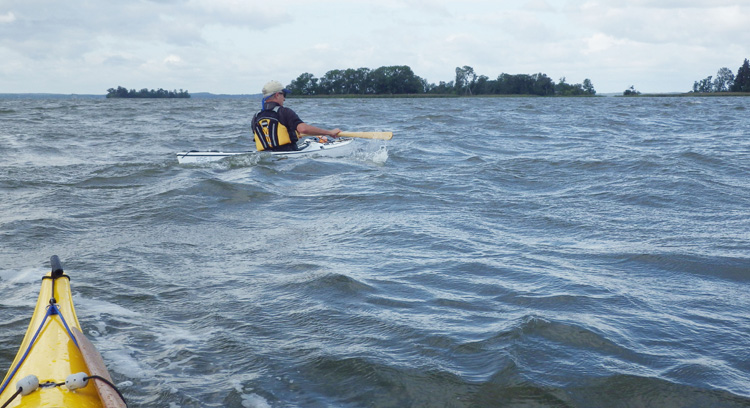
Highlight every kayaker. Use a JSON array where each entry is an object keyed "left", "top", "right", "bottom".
[{"left": 252, "top": 80, "right": 341, "bottom": 152}]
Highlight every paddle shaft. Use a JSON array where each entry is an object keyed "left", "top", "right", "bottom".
[{"left": 302, "top": 131, "right": 392, "bottom": 140}]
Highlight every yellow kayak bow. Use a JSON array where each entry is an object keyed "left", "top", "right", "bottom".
[{"left": 0, "top": 256, "right": 126, "bottom": 408}]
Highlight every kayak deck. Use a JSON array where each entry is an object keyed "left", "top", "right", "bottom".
[
  {"left": 0, "top": 256, "right": 125, "bottom": 408},
  {"left": 176, "top": 136, "right": 355, "bottom": 164}
]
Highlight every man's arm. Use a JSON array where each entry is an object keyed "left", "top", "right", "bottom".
[{"left": 297, "top": 123, "right": 342, "bottom": 137}]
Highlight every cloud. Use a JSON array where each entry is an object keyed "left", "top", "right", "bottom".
[
  {"left": 164, "top": 54, "right": 183, "bottom": 65},
  {"left": 583, "top": 33, "right": 626, "bottom": 54},
  {"left": 523, "top": 0, "right": 557, "bottom": 12},
  {"left": 0, "top": 11, "right": 15, "bottom": 23},
  {"left": 1, "top": 0, "right": 748, "bottom": 93},
  {"left": 569, "top": 2, "right": 750, "bottom": 46},
  {"left": 101, "top": 55, "right": 138, "bottom": 67},
  {"left": 0, "top": 1, "right": 289, "bottom": 58}
]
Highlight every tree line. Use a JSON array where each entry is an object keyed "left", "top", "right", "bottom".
[
  {"left": 692, "top": 58, "right": 750, "bottom": 93},
  {"left": 287, "top": 65, "right": 596, "bottom": 96},
  {"left": 106, "top": 86, "right": 190, "bottom": 98}
]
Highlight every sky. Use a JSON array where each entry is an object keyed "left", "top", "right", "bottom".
[{"left": 1, "top": 0, "right": 748, "bottom": 95}]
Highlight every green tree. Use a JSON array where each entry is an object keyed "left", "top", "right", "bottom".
[
  {"left": 454, "top": 66, "right": 476, "bottom": 95},
  {"left": 289, "top": 73, "right": 319, "bottom": 95},
  {"left": 370, "top": 65, "right": 423, "bottom": 94},
  {"left": 693, "top": 76, "right": 713, "bottom": 93},
  {"left": 106, "top": 86, "right": 130, "bottom": 98},
  {"left": 497, "top": 73, "right": 534, "bottom": 94},
  {"left": 342, "top": 68, "right": 372, "bottom": 94},
  {"left": 319, "top": 69, "right": 346, "bottom": 94},
  {"left": 105, "top": 86, "right": 189, "bottom": 98},
  {"left": 428, "top": 80, "right": 454, "bottom": 94},
  {"left": 369, "top": 67, "right": 390, "bottom": 93},
  {"left": 489, "top": 73, "right": 554, "bottom": 96},
  {"left": 713, "top": 67, "right": 734, "bottom": 92},
  {"left": 555, "top": 77, "right": 594, "bottom": 96},
  {"left": 730, "top": 58, "right": 750, "bottom": 92},
  {"left": 582, "top": 78, "right": 596, "bottom": 95},
  {"left": 531, "top": 73, "right": 555, "bottom": 96},
  {"left": 473, "top": 75, "right": 491, "bottom": 94},
  {"left": 623, "top": 85, "right": 640, "bottom": 96}
]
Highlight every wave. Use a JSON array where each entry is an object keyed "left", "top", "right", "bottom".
[
  {"left": 294, "top": 353, "right": 750, "bottom": 407},
  {"left": 619, "top": 253, "right": 750, "bottom": 282}
]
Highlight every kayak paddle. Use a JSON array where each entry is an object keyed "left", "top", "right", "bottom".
[{"left": 303, "top": 131, "right": 393, "bottom": 140}]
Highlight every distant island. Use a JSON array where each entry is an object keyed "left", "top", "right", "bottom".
[
  {"left": 106, "top": 86, "right": 190, "bottom": 98},
  {"left": 287, "top": 65, "right": 596, "bottom": 97},
  {"left": 690, "top": 58, "right": 750, "bottom": 94},
  {"left": 6, "top": 59, "right": 749, "bottom": 99},
  {"left": 286, "top": 59, "right": 750, "bottom": 97},
  {"left": 620, "top": 57, "right": 750, "bottom": 97}
]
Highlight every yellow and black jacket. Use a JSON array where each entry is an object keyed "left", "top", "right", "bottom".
[{"left": 252, "top": 105, "right": 302, "bottom": 151}]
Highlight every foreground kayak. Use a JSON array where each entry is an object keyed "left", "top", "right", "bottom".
[
  {"left": 176, "top": 136, "right": 355, "bottom": 164},
  {"left": 0, "top": 256, "right": 126, "bottom": 408}
]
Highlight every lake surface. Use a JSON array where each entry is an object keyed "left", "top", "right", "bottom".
[{"left": 1, "top": 96, "right": 749, "bottom": 407}]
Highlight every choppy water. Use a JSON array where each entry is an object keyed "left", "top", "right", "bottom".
[{"left": 1, "top": 95, "right": 749, "bottom": 407}]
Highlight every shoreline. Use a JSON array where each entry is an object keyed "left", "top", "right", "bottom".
[{"left": 2, "top": 92, "right": 749, "bottom": 100}]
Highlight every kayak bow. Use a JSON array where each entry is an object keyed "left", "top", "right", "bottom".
[{"left": 0, "top": 256, "right": 126, "bottom": 408}]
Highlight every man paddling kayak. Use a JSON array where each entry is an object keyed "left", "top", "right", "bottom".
[{"left": 252, "top": 80, "right": 341, "bottom": 152}]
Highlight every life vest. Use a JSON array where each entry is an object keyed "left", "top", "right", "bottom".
[{"left": 252, "top": 107, "right": 294, "bottom": 151}]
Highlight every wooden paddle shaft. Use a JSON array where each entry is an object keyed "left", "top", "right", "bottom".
[{"left": 303, "top": 131, "right": 393, "bottom": 140}]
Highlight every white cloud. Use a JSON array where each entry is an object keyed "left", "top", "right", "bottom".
[
  {"left": 164, "top": 55, "right": 183, "bottom": 65},
  {"left": 186, "top": 0, "right": 291, "bottom": 28},
  {"left": 523, "top": 0, "right": 557, "bottom": 12},
  {"left": 1, "top": 0, "right": 748, "bottom": 94},
  {"left": 0, "top": 11, "right": 15, "bottom": 23},
  {"left": 583, "top": 33, "right": 625, "bottom": 54}
]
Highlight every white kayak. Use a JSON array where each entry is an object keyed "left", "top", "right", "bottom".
[{"left": 176, "top": 137, "right": 355, "bottom": 164}]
